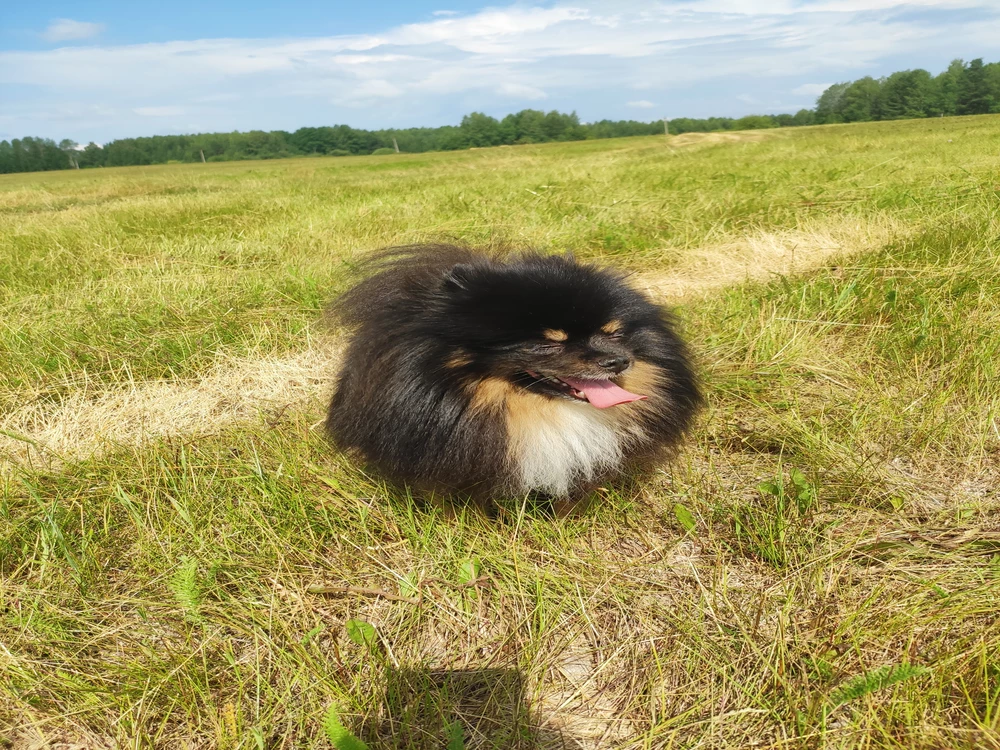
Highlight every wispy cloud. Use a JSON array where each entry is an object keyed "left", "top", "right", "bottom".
[
  {"left": 793, "top": 83, "right": 834, "bottom": 96},
  {"left": 498, "top": 82, "right": 548, "bottom": 100},
  {"left": 4, "top": 0, "right": 999, "bottom": 142},
  {"left": 41, "top": 18, "right": 105, "bottom": 43},
  {"left": 134, "top": 106, "right": 185, "bottom": 117}
]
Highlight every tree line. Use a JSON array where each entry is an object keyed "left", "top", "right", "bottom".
[
  {"left": 2, "top": 58, "right": 998, "bottom": 175},
  {"left": 0, "top": 110, "right": 777, "bottom": 173},
  {"left": 814, "top": 58, "right": 999, "bottom": 123}
]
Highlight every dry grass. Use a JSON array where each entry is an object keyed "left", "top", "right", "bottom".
[
  {"left": 3, "top": 116, "right": 1000, "bottom": 749},
  {"left": 667, "top": 130, "right": 778, "bottom": 147},
  {"left": 0, "top": 344, "right": 340, "bottom": 467},
  {"left": 633, "top": 215, "right": 903, "bottom": 301}
]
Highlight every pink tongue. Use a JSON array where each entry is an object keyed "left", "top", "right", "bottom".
[{"left": 561, "top": 378, "right": 647, "bottom": 409}]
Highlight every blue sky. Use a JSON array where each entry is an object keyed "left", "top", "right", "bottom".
[{"left": 3, "top": 0, "right": 1000, "bottom": 144}]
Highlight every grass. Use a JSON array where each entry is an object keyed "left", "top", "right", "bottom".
[{"left": 1, "top": 116, "right": 999, "bottom": 748}]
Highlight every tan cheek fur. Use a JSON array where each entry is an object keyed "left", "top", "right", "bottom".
[
  {"left": 469, "top": 377, "right": 512, "bottom": 413},
  {"left": 621, "top": 360, "right": 666, "bottom": 398}
]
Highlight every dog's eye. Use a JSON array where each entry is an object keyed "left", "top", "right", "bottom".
[{"left": 606, "top": 332, "right": 625, "bottom": 340}]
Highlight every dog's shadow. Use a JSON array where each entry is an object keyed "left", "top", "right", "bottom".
[{"left": 360, "top": 666, "right": 583, "bottom": 749}]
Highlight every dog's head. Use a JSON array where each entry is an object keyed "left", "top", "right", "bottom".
[{"left": 436, "top": 254, "right": 671, "bottom": 408}]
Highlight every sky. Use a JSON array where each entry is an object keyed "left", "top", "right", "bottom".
[{"left": 2, "top": 0, "right": 1000, "bottom": 144}]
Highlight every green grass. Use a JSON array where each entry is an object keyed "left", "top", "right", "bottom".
[{"left": 2, "top": 117, "right": 1000, "bottom": 748}]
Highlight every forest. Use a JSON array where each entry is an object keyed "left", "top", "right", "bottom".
[{"left": 2, "top": 57, "right": 998, "bottom": 174}]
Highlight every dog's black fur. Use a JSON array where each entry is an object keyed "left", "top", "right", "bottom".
[{"left": 326, "top": 244, "right": 700, "bottom": 502}]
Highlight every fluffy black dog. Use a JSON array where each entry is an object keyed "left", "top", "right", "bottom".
[{"left": 326, "top": 244, "right": 700, "bottom": 502}]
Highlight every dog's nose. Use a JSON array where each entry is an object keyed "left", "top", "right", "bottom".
[{"left": 598, "top": 356, "right": 630, "bottom": 374}]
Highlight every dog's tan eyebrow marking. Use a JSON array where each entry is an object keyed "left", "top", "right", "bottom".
[
  {"left": 601, "top": 320, "right": 623, "bottom": 335},
  {"left": 445, "top": 352, "right": 474, "bottom": 369},
  {"left": 543, "top": 329, "right": 568, "bottom": 342}
]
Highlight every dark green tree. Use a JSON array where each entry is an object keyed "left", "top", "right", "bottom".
[
  {"left": 459, "top": 112, "right": 502, "bottom": 147},
  {"left": 815, "top": 82, "right": 850, "bottom": 123},
  {"left": 957, "top": 58, "right": 993, "bottom": 114},
  {"left": 877, "top": 70, "right": 932, "bottom": 120},
  {"left": 930, "top": 59, "right": 965, "bottom": 116},
  {"left": 792, "top": 109, "right": 816, "bottom": 126},
  {"left": 733, "top": 115, "right": 776, "bottom": 130},
  {"left": 840, "top": 77, "right": 882, "bottom": 122},
  {"left": 0, "top": 140, "right": 15, "bottom": 173}
]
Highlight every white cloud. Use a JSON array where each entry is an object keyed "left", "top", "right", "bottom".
[
  {"left": 41, "top": 18, "right": 105, "bottom": 43},
  {"left": 134, "top": 106, "right": 185, "bottom": 117},
  {"left": 736, "top": 94, "right": 757, "bottom": 104},
  {"left": 498, "top": 82, "right": 548, "bottom": 100},
  {"left": 341, "top": 79, "right": 403, "bottom": 102},
  {"left": 4, "top": 0, "right": 1000, "bottom": 141},
  {"left": 432, "top": 10, "right": 459, "bottom": 16},
  {"left": 793, "top": 83, "right": 834, "bottom": 96}
]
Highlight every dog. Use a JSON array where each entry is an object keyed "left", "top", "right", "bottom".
[{"left": 325, "top": 244, "right": 701, "bottom": 504}]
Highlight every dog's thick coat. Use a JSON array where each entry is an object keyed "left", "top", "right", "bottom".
[{"left": 326, "top": 245, "right": 700, "bottom": 500}]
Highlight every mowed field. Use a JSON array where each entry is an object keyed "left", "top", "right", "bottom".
[{"left": 1, "top": 116, "right": 999, "bottom": 749}]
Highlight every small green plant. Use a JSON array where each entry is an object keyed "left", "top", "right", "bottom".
[
  {"left": 458, "top": 557, "right": 482, "bottom": 612},
  {"left": 345, "top": 619, "right": 379, "bottom": 651},
  {"left": 673, "top": 502, "right": 697, "bottom": 533},
  {"left": 170, "top": 556, "right": 202, "bottom": 623},
  {"left": 399, "top": 571, "right": 420, "bottom": 599},
  {"left": 322, "top": 704, "right": 369, "bottom": 750},
  {"left": 731, "top": 468, "right": 818, "bottom": 567},
  {"left": 445, "top": 720, "right": 466, "bottom": 750},
  {"left": 828, "top": 663, "right": 929, "bottom": 710},
  {"left": 458, "top": 557, "right": 481, "bottom": 588}
]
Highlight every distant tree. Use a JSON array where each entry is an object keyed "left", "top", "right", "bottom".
[
  {"left": 0, "top": 140, "right": 14, "bottom": 173},
  {"left": 840, "top": 77, "right": 881, "bottom": 122},
  {"left": 958, "top": 58, "right": 994, "bottom": 114},
  {"left": 459, "top": 112, "right": 502, "bottom": 147},
  {"left": 792, "top": 109, "right": 816, "bottom": 126},
  {"left": 77, "top": 142, "right": 105, "bottom": 168},
  {"left": 58, "top": 139, "right": 80, "bottom": 168},
  {"left": 509, "top": 109, "right": 547, "bottom": 143},
  {"left": 733, "top": 115, "right": 776, "bottom": 130},
  {"left": 986, "top": 62, "right": 1000, "bottom": 113},
  {"left": 6, "top": 136, "right": 73, "bottom": 171},
  {"left": 540, "top": 110, "right": 585, "bottom": 140},
  {"left": 815, "top": 82, "right": 850, "bottom": 123},
  {"left": 930, "top": 59, "right": 965, "bottom": 116},
  {"left": 877, "top": 70, "right": 932, "bottom": 120}
]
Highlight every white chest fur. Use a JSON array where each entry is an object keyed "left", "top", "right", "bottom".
[{"left": 506, "top": 396, "right": 639, "bottom": 496}]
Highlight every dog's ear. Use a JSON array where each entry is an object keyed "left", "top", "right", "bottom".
[{"left": 442, "top": 263, "right": 475, "bottom": 292}]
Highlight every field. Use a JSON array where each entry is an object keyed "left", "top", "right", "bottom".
[{"left": 2, "top": 116, "right": 999, "bottom": 749}]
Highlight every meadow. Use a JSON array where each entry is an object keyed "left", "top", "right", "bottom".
[{"left": 1, "top": 115, "right": 999, "bottom": 749}]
